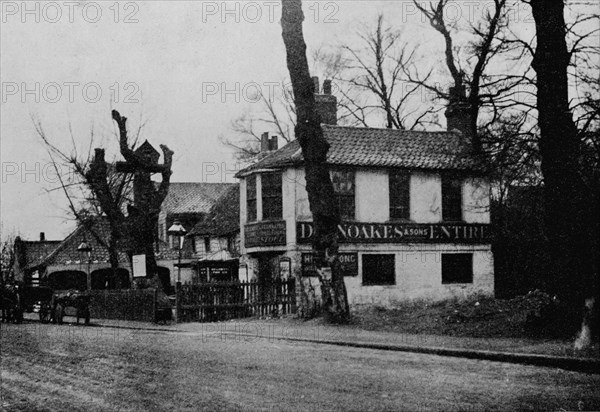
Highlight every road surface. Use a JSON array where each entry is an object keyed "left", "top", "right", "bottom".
[{"left": 1, "top": 321, "right": 599, "bottom": 411}]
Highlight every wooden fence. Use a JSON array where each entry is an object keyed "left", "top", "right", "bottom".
[
  {"left": 177, "top": 279, "right": 296, "bottom": 323},
  {"left": 85, "top": 289, "right": 157, "bottom": 322}
]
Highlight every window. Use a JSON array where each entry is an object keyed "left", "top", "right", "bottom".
[
  {"left": 389, "top": 171, "right": 410, "bottom": 220},
  {"left": 204, "top": 237, "right": 211, "bottom": 253},
  {"left": 442, "top": 253, "right": 473, "bottom": 284},
  {"left": 247, "top": 174, "right": 257, "bottom": 222},
  {"left": 261, "top": 172, "right": 283, "bottom": 220},
  {"left": 331, "top": 170, "right": 355, "bottom": 220},
  {"left": 362, "top": 254, "right": 395, "bottom": 286},
  {"left": 442, "top": 176, "right": 463, "bottom": 221}
]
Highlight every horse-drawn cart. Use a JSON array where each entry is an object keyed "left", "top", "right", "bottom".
[
  {"left": 1, "top": 284, "right": 91, "bottom": 325},
  {"left": 20, "top": 286, "right": 55, "bottom": 323},
  {"left": 52, "top": 290, "right": 91, "bottom": 325}
]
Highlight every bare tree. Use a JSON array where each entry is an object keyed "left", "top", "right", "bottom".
[
  {"left": 528, "top": 0, "right": 599, "bottom": 347},
  {"left": 281, "top": 0, "right": 349, "bottom": 322},
  {"left": 34, "top": 116, "right": 135, "bottom": 289},
  {"left": 407, "top": 0, "right": 535, "bottom": 151},
  {"left": 35, "top": 110, "right": 174, "bottom": 296},
  {"left": 338, "top": 14, "right": 440, "bottom": 130},
  {"left": 221, "top": 87, "right": 296, "bottom": 160}
]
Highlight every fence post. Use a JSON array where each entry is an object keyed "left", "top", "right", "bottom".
[
  {"left": 175, "top": 281, "right": 181, "bottom": 323},
  {"left": 153, "top": 288, "right": 157, "bottom": 323}
]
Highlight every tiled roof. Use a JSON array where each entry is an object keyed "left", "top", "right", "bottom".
[
  {"left": 40, "top": 218, "right": 130, "bottom": 267},
  {"left": 189, "top": 184, "right": 240, "bottom": 237},
  {"left": 160, "top": 182, "right": 236, "bottom": 214},
  {"left": 236, "top": 124, "right": 483, "bottom": 176},
  {"left": 20, "top": 240, "right": 61, "bottom": 269}
]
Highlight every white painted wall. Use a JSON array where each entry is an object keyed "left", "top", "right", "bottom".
[
  {"left": 238, "top": 166, "right": 494, "bottom": 306},
  {"left": 463, "top": 177, "right": 491, "bottom": 224},
  {"left": 410, "top": 172, "right": 442, "bottom": 223},
  {"left": 340, "top": 244, "right": 494, "bottom": 306},
  {"left": 356, "top": 170, "right": 388, "bottom": 222}
]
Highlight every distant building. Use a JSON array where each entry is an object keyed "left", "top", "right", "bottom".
[
  {"left": 14, "top": 182, "right": 237, "bottom": 292},
  {"left": 235, "top": 79, "right": 493, "bottom": 308}
]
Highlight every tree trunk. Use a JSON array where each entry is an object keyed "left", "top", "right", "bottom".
[
  {"left": 530, "top": 0, "right": 598, "bottom": 342},
  {"left": 281, "top": 0, "right": 349, "bottom": 322}
]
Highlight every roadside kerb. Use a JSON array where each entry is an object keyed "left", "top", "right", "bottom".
[
  {"left": 21, "top": 314, "right": 600, "bottom": 374},
  {"left": 216, "top": 331, "right": 600, "bottom": 375}
]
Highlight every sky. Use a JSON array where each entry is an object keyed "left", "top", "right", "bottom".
[{"left": 0, "top": 0, "right": 586, "bottom": 241}]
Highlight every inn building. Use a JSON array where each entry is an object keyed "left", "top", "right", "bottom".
[{"left": 235, "top": 80, "right": 493, "bottom": 307}]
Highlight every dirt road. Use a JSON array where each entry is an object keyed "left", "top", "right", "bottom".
[{"left": 1, "top": 321, "right": 599, "bottom": 411}]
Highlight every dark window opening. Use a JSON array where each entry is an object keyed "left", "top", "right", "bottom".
[
  {"left": 362, "top": 254, "right": 395, "bottom": 286},
  {"left": 262, "top": 172, "right": 283, "bottom": 220},
  {"left": 389, "top": 171, "right": 410, "bottom": 220},
  {"left": 204, "top": 237, "right": 211, "bottom": 253},
  {"left": 247, "top": 174, "right": 257, "bottom": 222},
  {"left": 331, "top": 170, "right": 355, "bottom": 220},
  {"left": 442, "top": 253, "right": 473, "bottom": 284},
  {"left": 442, "top": 176, "right": 463, "bottom": 221}
]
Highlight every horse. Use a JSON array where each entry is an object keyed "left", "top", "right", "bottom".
[{"left": 0, "top": 283, "right": 23, "bottom": 323}]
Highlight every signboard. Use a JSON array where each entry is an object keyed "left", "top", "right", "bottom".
[
  {"left": 301, "top": 252, "right": 358, "bottom": 277},
  {"left": 132, "top": 254, "right": 146, "bottom": 278},
  {"left": 245, "top": 221, "right": 286, "bottom": 248},
  {"left": 297, "top": 222, "right": 491, "bottom": 244},
  {"left": 279, "top": 259, "right": 291, "bottom": 280}
]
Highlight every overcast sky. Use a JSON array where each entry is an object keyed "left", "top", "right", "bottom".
[{"left": 0, "top": 0, "right": 572, "bottom": 240}]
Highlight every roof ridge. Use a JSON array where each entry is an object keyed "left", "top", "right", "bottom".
[{"left": 322, "top": 124, "right": 458, "bottom": 134}]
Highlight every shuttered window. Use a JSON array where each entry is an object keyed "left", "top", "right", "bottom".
[
  {"left": 389, "top": 171, "right": 410, "bottom": 220},
  {"left": 442, "top": 176, "right": 462, "bottom": 221}
]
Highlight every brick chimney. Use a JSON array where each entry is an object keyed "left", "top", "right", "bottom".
[
  {"left": 260, "top": 132, "right": 270, "bottom": 152},
  {"left": 268, "top": 135, "right": 278, "bottom": 151},
  {"left": 445, "top": 85, "right": 471, "bottom": 138},
  {"left": 312, "top": 76, "right": 337, "bottom": 125},
  {"left": 260, "top": 132, "right": 278, "bottom": 153}
]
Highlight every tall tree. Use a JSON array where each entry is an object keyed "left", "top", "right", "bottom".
[
  {"left": 35, "top": 117, "right": 135, "bottom": 289},
  {"left": 339, "top": 14, "right": 440, "bottom": 130},
  {"left": 409, "top": 0, "right": 530, "bottom": 151},
  {"left": 281, "top": 0, "right": 349, "bottom": 322},
  {"left": 529, "top": 0, "right": 598, "bottom": 344}
]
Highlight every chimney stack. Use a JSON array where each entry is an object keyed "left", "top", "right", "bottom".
[
  {"left": 260, "top": 132, "right": 270, "bottom": 152},
  {"left": 268, "top": 135, "right": 278, "bottom": 151},
  {"left": 312, "top": 76, "right": 320, "bottom": 93},
  {"left": 260, "top": 132, "right": 278, "bottom": 153},
  {"left": 40, "top": 232, "right": 45, "bottom": 241},
  {"left": 314, "top": 78, "right": 337, "bottom": 125},
  {"left": 323, "top": 79, "right": 332, "bottom": 95},
  {"left": 445, "top": 85, "right": 471, "bottom": 138}
]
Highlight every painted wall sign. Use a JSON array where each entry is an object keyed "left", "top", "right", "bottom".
[
  {"left": 297, "top": 222, "right": 491, "bottom": 244},
  {"left": 301, "top": 252, "right": 358, "bottom": 277},
  {"left": 245, "top": 221, "right": 286, "bottom": 248}
]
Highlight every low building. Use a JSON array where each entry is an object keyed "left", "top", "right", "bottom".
[
  {"left": 187, "top": 184, "right": 241, "bottom": 283},
  {"left": 235, "top": 80, "right": 493, "bottom": 309},
  {"left": 14, "top": 182, "right": 237, "bottom": 292}
]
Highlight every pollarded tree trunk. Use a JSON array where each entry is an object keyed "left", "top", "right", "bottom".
[
  {"left": 112, "top": 110, "right": 173, "bottom": 292},
  {"left": 530, "top": 0, "right": 598, "bottom": 343},
  {"left": 281, "top": 0, "right": 349, "bottom": 322}
]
